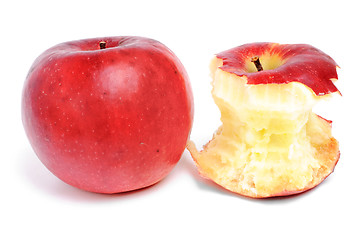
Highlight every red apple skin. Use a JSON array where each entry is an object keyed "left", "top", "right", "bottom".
[
  {"left": 216, "top": 42, "right": 340, "bottom": 96},
  {"left": 22, "top": 36, "right": 194, "bottom": 193}
]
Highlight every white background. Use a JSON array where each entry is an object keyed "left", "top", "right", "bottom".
[{"left": 1, "top": 0, "right": 363, "bottom": 239}]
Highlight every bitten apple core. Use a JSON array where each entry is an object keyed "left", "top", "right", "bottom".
[{"left": 188, "top": 42, "right": 340, "bottom": 198}]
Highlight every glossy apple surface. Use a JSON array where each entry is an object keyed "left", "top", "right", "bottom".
[
  {"left": 22, "top": 36, "right": 193, "bottom": 193},
  {"left": 216, "top": 42, "right": 339, "bottom": 96}
]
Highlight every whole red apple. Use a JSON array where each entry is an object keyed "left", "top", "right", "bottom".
[{"left": 22, "top": 36, "right": 194, "bottom": 193}]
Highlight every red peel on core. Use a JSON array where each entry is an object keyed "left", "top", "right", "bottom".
[{"left": 216, "top": 42, "right": 340, "bottom": 96}]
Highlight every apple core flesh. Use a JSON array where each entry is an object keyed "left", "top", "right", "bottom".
[{"left": 188, "top": 44, "right": 340, "bottom": 198}]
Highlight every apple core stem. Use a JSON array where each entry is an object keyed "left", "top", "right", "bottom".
[
  {"left": 99, "top": 41, "right": 106, "bottom": 50},
  {"left": 251, "top": 56, "right": 263, "bottom": 71}
]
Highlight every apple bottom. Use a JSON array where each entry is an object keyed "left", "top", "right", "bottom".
[
  {"left": 33, "top": 139, "right": 187, "bottom": 193},
  {"left": 187, "top": 113, "right": 339, "bottom": 198},
  {"left": 39, "top": 149, "right": 180, "bottom": 194}
]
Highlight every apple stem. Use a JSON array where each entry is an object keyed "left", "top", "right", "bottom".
[
  {"left": 99, "top": 41, "right": 106, "bottom": 50},
  {"left": 251, "top": 56, "right": 263, "bottom": 72}
]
